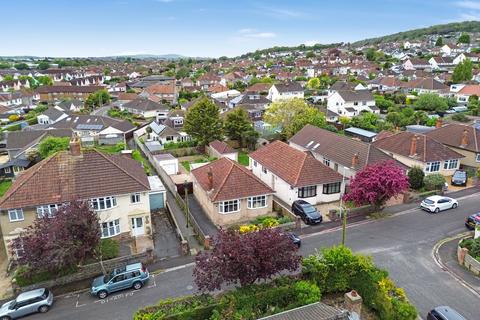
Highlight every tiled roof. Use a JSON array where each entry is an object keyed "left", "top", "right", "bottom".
[
  {"left": 209, "top": 140, "right": 235, "bottom": 154},
  {"left": 258, "top": 302, "right": 348, "bottom": 320},
  {"left": 123, "top": 98, "right": 167, "bottom": 112},
  {"left": 0, "top": 149, "right": 150, "bottom": 209},
  {"left": 49, "top": 114, "right": 134, "bottom": 133},
  {"left": 274, "top": 81, "right": 303, "bottom": 93},
  {"left": 373, "top": 131, "right": 464, "bottom": 162},
  {"left": 289, "top": 125, "right": 405, "bottom": 171},
  {"left": 36, "top": 85, "right": 104, "bottom": 93},
  {"left": 249, "top": 140, "right": 343, "bottom": 187},
  {"left": 191, "top": 157, "right": 274, "bottom": 202},
  {"left": 337, "top": 89, "right": 373, "bottom": 102},
  {"left": 426, "top": 123, "right": 480, "bottom": 152},
  {"left": 6, "top": 129, "right": 73, "bottom": 150},
  {"left": 458, "top": 85, "right": 480, "bottom": 96}
]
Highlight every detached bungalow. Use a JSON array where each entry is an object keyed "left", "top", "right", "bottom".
[{"left": 207, "top": 140, "right": 238, "bottom": 162}]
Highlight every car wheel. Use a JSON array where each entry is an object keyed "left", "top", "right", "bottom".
[
  {"left": 0, "top": 316, "right": 11, "bottom": 320},
  {"left": 97, "top": 290, "right": 108, "bottom": 299},
  {"left": 38, "top": 305, "right": 50, "bottom": 313},
  {"left": 452, "top": 203, "right": 458, "bottom": 209},
  {"left": 434, "top": 207, "right": 440, "bottom": 213},
  {"left": 133, "top": 281, "right": 143, "bottom": 290}
]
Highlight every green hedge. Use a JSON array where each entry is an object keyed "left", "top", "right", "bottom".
[
  {"left": 98, "top": 238, "right": 120, "bottom": 260},
  {"left": 15, "top": 265, "right": 77, "bottom": 287}
]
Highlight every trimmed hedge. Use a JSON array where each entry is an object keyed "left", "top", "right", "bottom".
[
  {"left": 98, "top": 238, "right": 120, "bottom": 260},
  {"left": 15, "top": 265, "right": 77, "bottom": 287}
]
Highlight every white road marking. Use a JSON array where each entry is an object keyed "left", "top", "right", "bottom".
[
  {"left": 75, "top": 294, "right": 86, "bottom": 308},
  {"left": 162, "top": 262, "right": 195, "bottom": 273},
  {"left": 147, "top": 274, "right": 157, "bottom": 288}
]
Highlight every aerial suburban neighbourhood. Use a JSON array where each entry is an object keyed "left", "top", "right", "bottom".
[{"left": 1, "top": 2, "right": 480, "bottom": 320}]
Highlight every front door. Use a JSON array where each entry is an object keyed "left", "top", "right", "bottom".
[{"left": 131, "top": 217, "right": 145, "bottom": 236}]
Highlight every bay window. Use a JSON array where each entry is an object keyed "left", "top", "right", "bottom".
[
  {"left": 298, "top": 185, "right": 317, "bottom": 198},
  {"left": 219, "top": 200, "right": 240, "bottom": 213},
  {"left": 443, "top": 159, "right": 458, "bottom": 170},
  {"left": 101, "top": 219, "right": 120, "bottom": 238},
  {"left": 91, "top": 196, "right": 117, "bottom": 211},
  {"left": 247, "top": 195, "right": 267, "bottom": 209},
  {"left": 425, "top": 161, "right": 440, "bottom": 173},
  {"left": 8, "top": 209, "right": 24, "bottom": 222},
  {"left": 323, "top": 182, "right": 341, "bottom": 195}
]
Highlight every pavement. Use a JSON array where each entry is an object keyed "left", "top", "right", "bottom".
[{"left": 24, "top": 188, "right": 480, "bottom": 320}]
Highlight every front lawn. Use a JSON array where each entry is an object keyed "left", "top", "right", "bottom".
[
  {"left": 238, "top": 151, "right": 249, "bottom": 166},
  {"left": 0, "top": 180, "right": 12, "bottom": 197},
  {"left": 181, "top": 161, "right": 191, "bottom": 172}
]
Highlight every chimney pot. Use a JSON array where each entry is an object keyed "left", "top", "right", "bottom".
[
  {"left": 69, "top": 134, "right": 81, "bottom": 156},
  {"left": 351, "top": 153, "right": 359, "bottom": 168},
  {"left": 435, "top": 118, "right": 443, "bottom": 128},
  {"left": 461, "top": 129, "right": 469, "bottom": 147},
  {"left": 409, "top": 135, "right": 418, "bottom": 157}
]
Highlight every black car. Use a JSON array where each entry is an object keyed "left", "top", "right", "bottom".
[
  {"left": 286, "top": 232, "right": 301, "bottom": 248},
  {"left": 427, "top": 306, "right": 466, "bottom": 320},
  {"left": 291, "top": 200, "right": 322, "bottom": 225},
  {"left": 465, "top": 212, "right": 480, "bottom": 230},
  {"left": 451, "top": 170, "right": 467, "bottom": 187}
]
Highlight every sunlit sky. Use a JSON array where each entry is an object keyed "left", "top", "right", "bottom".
[{"left": 1, "top": 0, "right": 478, "bottom": 58}]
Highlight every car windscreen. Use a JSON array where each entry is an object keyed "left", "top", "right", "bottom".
[
  {"left": 302, "top": 205, "right": 316, "bottom": 213},
  {"left": 453, "top": 171, "right": 466, "bottom": 178},
  {"left": 424, "top": 199, "right": 435, "bottom": 204},
  {"left": 41, "top": 289, "right": 50, "bottom": 299}
]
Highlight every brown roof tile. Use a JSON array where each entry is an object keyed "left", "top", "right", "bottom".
[
  {"left": 0, "top": 149, "right": 150, "bottom": 209},
  {"left": 249, "top": 140, "right": 343, "bottom": 187},
  {"left": 426, "top": 123, "right": 480, "bottom": 152},
  {"left": 209, "top": 140, "right": 235, "bottom": 154},
  {"left": 191, "top": 157, "right": 273, "bottom": 202}
]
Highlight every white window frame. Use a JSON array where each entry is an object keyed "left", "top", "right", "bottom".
[
  {"left": 262, "top": 166, "right": 268, "bottom": 174},
  {"left": 219, "top": 200, "right": 240, "bottom": 214},
  {"left": 101, "top": 219, "right": 121, "bottom": 238},
  {"left": 4, "top": 167, "right": 11, "bottom": 174},
  {"left": 91, "top": 196, "right": 117, "bottom": 211},
  {"left": 323, "top": 158, "right": 330, "bottom": 166},
  {"left": 37, "top": 204, "right": 59, "bottom": 218},
  {"left": 8, "top": 209, "right": 24, "bottom": 222},
  {"left": 247, "top": 195, "right": 267, "bottom": 209},
  {"left": 13, "top": 166, "right": 23, "bottom": 173},
  {"left": 425, "top": 161, "right": 440, "bottom": 173},
  {"left": 130, "top": 193, "right": 141, "bottom": 204},
  {"left": 443, "top": 159, "right": 458, "bottom": 170},
  {"left": 476, "top": 153, "right": 480, "bottom": 163}
]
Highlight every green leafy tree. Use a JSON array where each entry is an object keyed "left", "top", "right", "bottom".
[
  {"left": 375, "top": 95, "right": 396, "bottom": 111},
  {"left": 435, "top": 37, "right": 443, "bottom": 46},
  {"left": 286, "top": 107, "right": 326, "bottom": 139},
  {"left": 424, "top": 174, "right": 446, "bottom": 191},
  {"left": 350, "top": 112, "right": 380, "bottom": 131},
  {"left": 306, "top": 77, "right": 320, "bottom": 90},
  {"left": 458, "top": 32, "right": 470, "bottom": 44},
  {"left": 38, "top": 136, "right": 71, "bottom": 158},
  {"left": 14, "top": 62, "right": 30, "bottom": 70},
  {"left": 35, "top": 75, "right": 53, "bottom": 86},
  {"left": 408, "top": 166, "right": 425, "bottom": 190},
  {"left": 365, "top": 48, "right": 376, "bottom": 61},
  {"left": 85, "top": 89, "right": 111, "bottom": 110},
  {"left": 184, "top": 98, "right": 223, "bottom": 146},
  {"left": 414, "top": 93, "right": 448, "bottom": 112},
  {"left": 37, "top": 61, "right": 50, "bottom": 70},
  {"left": 224, "top": 108, "right": 259, "bottom": 148},
  {"left": 0, "top": 62, "right": 10, "bottom": 69},
  {"left": 452, "top": 59, "right": 473, "bottom": 83}
]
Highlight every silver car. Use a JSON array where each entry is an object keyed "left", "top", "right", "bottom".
[{"left": 0, "top": 288, "right": 53, "bottom": 320}]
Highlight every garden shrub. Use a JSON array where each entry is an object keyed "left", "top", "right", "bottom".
[
  {"left": 293, "top": 280, "right": 321, "bottom": 304},
  {"left": 408, "top": 166, "right": 424, "bottom": 190},
  {"left": 15, "top": 265, "right": 77, "bottom": 287},
  {"left": 98, "top": 238, "right": 120, "bottom": 260},
  {"left": 423, "top": 173, "right": 446, "bottom": 191}
]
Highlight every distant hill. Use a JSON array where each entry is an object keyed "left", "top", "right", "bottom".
[
  {"left": 352, "top": 21, "right": 480, "bottom": 46},
  {"left": 108, "top": 54, "right": 187, "bottom": 60}
]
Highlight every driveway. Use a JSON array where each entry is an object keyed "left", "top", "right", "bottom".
[{"left": 151, "top": 212, "right": 182, "bottom": 259}]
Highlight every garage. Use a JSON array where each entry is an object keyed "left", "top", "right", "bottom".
[{"left": 153, "top": 153, "right": 179, "bottom": 175}]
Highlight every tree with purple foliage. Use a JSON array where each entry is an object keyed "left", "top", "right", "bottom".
[
  {"left": 10, "top": 200, "right": 101, "bottom": 275},
  {"left": 343, "top": 160, "right": 409, "bottom": 210},
  {"left": 193, "top": 228, "right": 301, "bottom": 292}
]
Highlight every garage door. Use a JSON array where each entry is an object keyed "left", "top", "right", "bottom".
[{"left": 162, "top": 163, "right": 177, "bottom": 175}]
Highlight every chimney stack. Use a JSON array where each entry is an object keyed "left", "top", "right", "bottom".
[
  {"left": 435, "top": 118, "right": 443, "bottom": 128},
  {"left": 409, "top": 135, "right": 418, "bottom": 157},
  {"left": 351, "top": 153, "right": 359, "bottom": 168},
  {"left": 69, "top": 134, "right": 81, "bottom": 156},
  {"left": 461, "top": 129, "right": 469, "bottom": 147},
  {"left": 207, "top": 167, "right": 214, "bottom": 190}
]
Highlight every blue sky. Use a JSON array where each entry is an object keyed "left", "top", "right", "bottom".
[{"left": 2, "top": 0, "right": 479, "bottom": 58}]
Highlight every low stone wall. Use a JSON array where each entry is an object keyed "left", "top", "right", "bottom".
[
  {"left": 15, "top": 249, "right": 154, "bottom": 293},
  {"left": 457, "top": 239, "right": 480, "bottom": 276}
]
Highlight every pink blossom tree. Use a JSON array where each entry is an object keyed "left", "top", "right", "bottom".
[
  {"left": 193, "top": 228, "right": 301, "bottom": 291},
  {"left": 344, "top": 160, "right": 409, "bottom": 210}
]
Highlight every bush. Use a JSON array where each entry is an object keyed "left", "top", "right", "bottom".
[
  {"left": 408, "top": 166, "right": 424, "bottom": 190},
  {"left": 293, "top": 280, "right": 321, "bottom": 304},
  {"left": 452, "top": 113, "right": 470, "bottom": 122},
  {"left": 460, "top": 238, "right": 474, "bottom": 250},
  {"left": 15, "top": 265, "right": 77, "bottom": 287},
  {"left": 97, "top": 238, "right": 120, "bottom": 260},
  {"left": 423, "top": 174, "right": 446, "bottom": 191}
]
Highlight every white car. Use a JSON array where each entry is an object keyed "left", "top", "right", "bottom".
[{"left": 421, "top": 195, "right": 458, "bottom": 213}]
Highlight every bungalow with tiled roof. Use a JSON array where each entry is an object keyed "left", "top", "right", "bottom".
[
  {"left": 373, "top": 131, "right": 464, "bottom": 176},
  {"left": 0, "top": 137, "right": 157, "bottom": 260},
  {"left": 426, "top": 123, "right": 480, "bottom": 168},
  {"left": 207, "top": 140, "right": 238, "bottom": 162},
  {"left": 249, "top": 141, "right": 344, "bottom": 206},
  {"left": 191, "top": 157, "right": 274, "bottom": 225}
]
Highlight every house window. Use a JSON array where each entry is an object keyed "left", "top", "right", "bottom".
[
  {"left": 131, "top": 193, "right": 141, "bottom": 203},
  {"left": 219, "top": 200, "right": 240, "bottom": 214},
  {"left": 13, "top": 166, "right": 24, "bottom": 173},
  {"left": 101, "top": 219, "right": 120, "bottom": 238},
  {"left": 262, "top": 166, "right": 268, "bottom": 174},
  {"left": 425, "top": 161, "right": 440, "bottom": 173},
  {"left": 4, "top": 167, "right": 11, "bottom": 174},
  {"left": 298, "top": 185, "right": 317, "bottom": 198},
  {"left": 476, "top": 153, "right": 480, "bottom": 163},
  {"left": 91, "top": 196, "right": 117, "bottom": 211},
  {"left": 247, "top": 195, "right": 267, "bottom": 209},
  {"left": 362, "top": 101, "right": 367, "bottom": 105},
  {"left": 323, "top": 158, "right": 330, "bottom": 166},
  {"left": 443, "top": 159, "right": 458, "bottom": 170},
  {"left": 323, "top": 182, "right": 341, "bottom": 194},
  {"left": 12, "top": 241, "right": 24, "bottom": 259},
  {"left": 37, "top": 204, "right": 59, "bottom": 218},
  {"left": 166, "top": 136, "right": 174, "bottom": 141},
  {"left": 353, "top": 101, "right": 359, "bottom": 106},
  {"left": 8, "top": 209, "right": 24, "bottom": 222},
  {"left": 253, "top": 160, "right": 257, "bottom": 167}
]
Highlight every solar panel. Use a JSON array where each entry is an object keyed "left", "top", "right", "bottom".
[{"left": 77, "top": 124, "right": 103, "bottom": 130}]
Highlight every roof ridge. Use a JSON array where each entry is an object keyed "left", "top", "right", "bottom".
[
  {"left": 295, "top": 151, "right": 308, "bottom": 186},
  {"left": 93, "top": 150, "right": 150, "bottom": 190},
  {"left": 365, "top": 144, "right": 372, "bottom": 167},
  {"left": 211, "top": 158, "right": 236, "bottom": 202},
  {"left": 0, "top": 152, "right": 59, "bottom": 207}
]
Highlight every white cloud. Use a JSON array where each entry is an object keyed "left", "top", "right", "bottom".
[
  {"left": 257, "top": 6, "right": 306, "bottom": 19},
  {"left": 237, "top": 29, "right": 276, "bottom": 39},
  {"left": 454, "top": 0, "right": 480, "bottom": 10}
]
